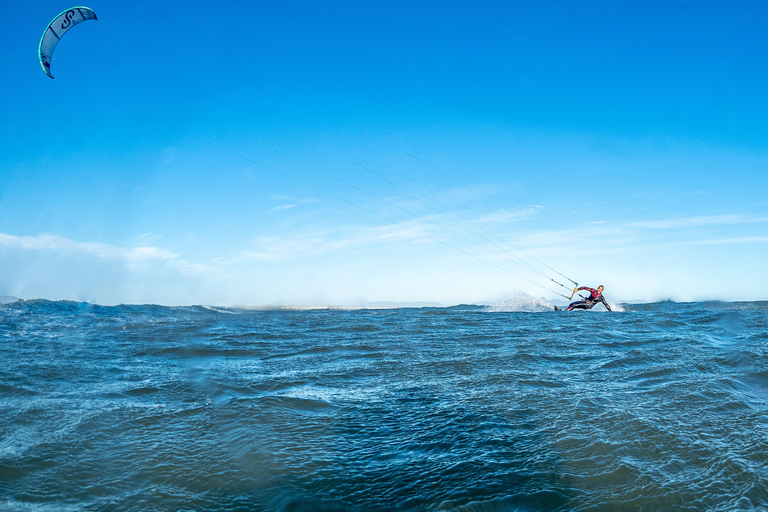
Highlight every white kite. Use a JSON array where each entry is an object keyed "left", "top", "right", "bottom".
[{"left": 38, "top": 6, "right": 98, "bottom": 79}]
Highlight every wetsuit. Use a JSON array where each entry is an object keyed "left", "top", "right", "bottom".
[{"left": 566, "top": 287, "right": 612, "bottom": 311}]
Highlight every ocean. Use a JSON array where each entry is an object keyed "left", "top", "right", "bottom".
[{"left": 1, "top": 299, "right": 767, "bottom": 511}]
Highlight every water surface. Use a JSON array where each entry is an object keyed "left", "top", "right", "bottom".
[{"left": 1, "top": 300, "right": 767, "bottom": 511}]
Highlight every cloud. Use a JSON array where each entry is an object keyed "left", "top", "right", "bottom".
[
  {"left": 475, "top": 206, "right": 542, "bottom": 224},
  {"left": 513, "top": 213, "right": 767, "bottom": 251},
  {"left": 267, "top": 197, "right": 319, "bottom": 212},
  {"left": 676, "top": 236, "right": 768, "bottom": 246},
  {"left": 236, "top": 219, "right": 429, "bottom": 262},
  {"left": 0, "top": 233, "right": 178, "bottom": 261},
  {"left": 428, "top": 183, "right": 507, "bottom": 205},
  {"left": 239, "top": 235, "right": 326, "bottom": 261},
  {"left": 627, "top": 215, "right": 768, "bottom": 229},
  {"left": 137, "top": 232, "right": 164, "bottom": 242},
  {"left": 125, "top": 246, "right": 179, "bottom": 261},
  {"left": 0, "top": 232, "right": 202, "bottom": 304},
  {"left": 510, "top": 224, "right": 631, "bottom": 250},
  {"left": 268, "top": 204, "right": 295, "bottom": 212}
]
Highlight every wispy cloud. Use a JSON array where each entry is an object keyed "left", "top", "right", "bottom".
[
  {"left": 627, "top": 214, "right": 768, "bottom": 229},
  {"left": 501, "top": 214, "right": 768, "bottom": 261},
  {"left": 239, "top": 235, "right": 325, "bottom": 261},
  {"left": 511, "top": 224, "right": 631, "bottom": 249},
  {"left": 138, "top": 232, "right": 162, "bottom": 241},
  {"left": 236, "top": 219, "right": 430, "bottom": 262},
  {"left": 676, "top": 236, "right": 768, "bottom": 246},
  {"left": 429, "top": 183, "right": 507, "bottom": 205},
  {"left": 0, "top": 233, "right": 178, "bottom": 261},
  {"left": 267, "top": 197, "right": 320, "bottom": 213},
  {"left": 268, "top": 204, "right": 295, "bottom": 213},
  {"left": 475, "top": 206, "right": 542, "bottom": 224},
  {"left": 0, "top": 232, "right": 208, "bottom": 305}
]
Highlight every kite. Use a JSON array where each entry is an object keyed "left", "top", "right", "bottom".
[{"left": 38, "top": 6, "right": 98, "bottom": 79}]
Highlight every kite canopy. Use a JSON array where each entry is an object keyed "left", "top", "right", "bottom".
[{"left": 38, "top": 6, "right": 98, "bottom": 79}]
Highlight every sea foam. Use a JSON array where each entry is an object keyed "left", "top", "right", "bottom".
[{"left": 483, "top": 291, "right": 554, "bottom": 312}]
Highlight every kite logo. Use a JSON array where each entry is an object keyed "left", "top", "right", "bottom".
[
  {"left": 61, "top": 10, "right": 77, "bottom": 30},
  {"left": 61, "top": 11, "right": 75, "bottom": 29}
]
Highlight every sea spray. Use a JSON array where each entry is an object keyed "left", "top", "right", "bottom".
[{"left": 483, "top": 291, "right": 554, "bottom": 312}]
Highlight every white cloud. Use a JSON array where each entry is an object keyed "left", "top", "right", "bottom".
[
  {"left": 475, "top": 206, "right": 542, "bottom": 224},
  {"left": 125, "top": 246, "right": 179, "bottom": 261},
  {"left": 0, "top": 232, "right": 202, "bottom": 305},
  {"left": 510, "top": 225, "right": 631, "bottom": 250},
  {"left": 268, "top": 204, "right": 295, "bottom": 212},
  {"left": 0, "top": 233, "right": 177, "bottom": 261},
  {"left": 266, "top": 197, "right": 319, "bottom": 212},
  {"left": 676, "top": 236, "right": 768, "bottom": 246},
  {"left": 237, "top": 220, "right": 430, "bottom": 262},
  {"left": 628, "top": 214, "right": 768, "bottom": 229},
  {"left": 239, "top": 235, "right": 326, "bottom": 261},
  {"left": 426, "top": 183, "right": 507, "bottom": 205}
]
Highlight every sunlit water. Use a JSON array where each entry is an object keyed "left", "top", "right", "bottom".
[{"left": 1, "top": 299, "right": 767, "bottom": 511}]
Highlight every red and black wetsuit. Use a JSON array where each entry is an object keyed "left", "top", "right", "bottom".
[{"left": 566, "top": 287, "right": 612, "bottom": 311}]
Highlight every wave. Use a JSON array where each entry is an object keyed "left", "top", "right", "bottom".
[
  {"left": 1, "top": 298, "right": 764, "bottom": 317},
  {"left": 0, "top": 299, "right": 237, "bottom": 317},
  {"left": 483, "top": 291, "right": 554, "bottom": 312}
]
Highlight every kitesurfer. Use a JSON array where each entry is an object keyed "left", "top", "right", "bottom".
[{"left": 556, "top": 285, "right": 612, "bottom": 311}]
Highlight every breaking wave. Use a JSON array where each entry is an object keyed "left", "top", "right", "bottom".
[{"left": 483, "top": 291, "right": 554, "bottom": 312}]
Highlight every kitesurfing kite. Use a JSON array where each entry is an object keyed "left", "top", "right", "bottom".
[{"left": 38, "top": 6, "right": 98, "bottom": 79}]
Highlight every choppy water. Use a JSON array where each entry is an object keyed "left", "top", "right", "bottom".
[{"left": 1, "top": 299, "right": 767, "bottom": 511}]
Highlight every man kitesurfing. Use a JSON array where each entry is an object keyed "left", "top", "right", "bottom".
[{"left": 555, "top": 285, "right": 612, "bottom": 312}]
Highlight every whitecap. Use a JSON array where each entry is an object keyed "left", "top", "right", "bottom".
[{"left": 483, "top": 291, "right": 554, "bottom": 312}]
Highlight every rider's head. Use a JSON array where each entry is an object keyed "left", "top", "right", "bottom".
[{"left": 597, "top": 285, "right": 604, "bottom": 293}]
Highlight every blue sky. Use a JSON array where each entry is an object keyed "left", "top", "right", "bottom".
[{"left": 1, "top": 1, "right": 766, "bottom": 305}]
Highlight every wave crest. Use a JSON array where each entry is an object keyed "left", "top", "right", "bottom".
[{"left": 483, "top": 292, "right": 553, "bottom": 312}]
